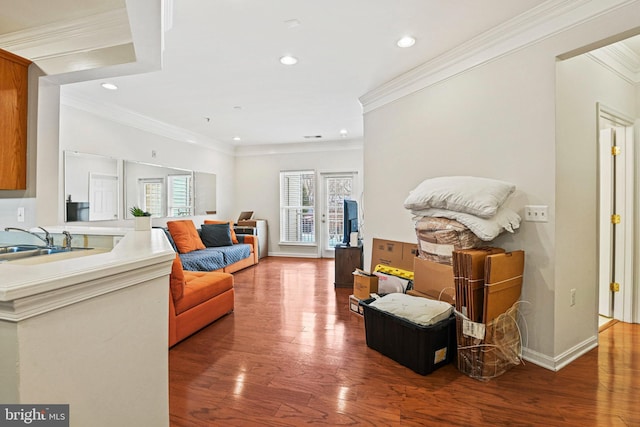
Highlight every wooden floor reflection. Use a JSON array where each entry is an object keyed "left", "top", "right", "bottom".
[{"left": 169, "top": 257, "right": 639, "bottom": 426}]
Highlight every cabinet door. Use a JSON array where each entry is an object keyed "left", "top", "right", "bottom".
[{"left": 0, "top": 49, "right": 30, "bottom": 190}]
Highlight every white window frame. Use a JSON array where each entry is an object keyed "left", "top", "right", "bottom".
[
  {"left": 167, "top": 174, "right": 193, "bottom": 217},
  {"left": 279, "top": 170, "right": 316, "bottom": 245},
  {"left": 138, "top": 178, "right": 164, "bottom": 218}
]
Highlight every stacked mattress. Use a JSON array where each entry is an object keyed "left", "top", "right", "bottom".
[
  {"left": 405, "top": 176, "right": 522, "bottom": 265},
  {"left": 414, "top": 217, "right": 482, "bottom": 265}
]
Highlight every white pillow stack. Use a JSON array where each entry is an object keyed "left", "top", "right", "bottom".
[{"left": 404, "top": 176, "right": 520, "bottom": 241}]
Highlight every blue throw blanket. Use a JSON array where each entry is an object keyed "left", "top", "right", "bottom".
[{"left": 179, "top": 244, "right": 251, "bottom": 271}]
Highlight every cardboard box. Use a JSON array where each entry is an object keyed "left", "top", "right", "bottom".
[
  {"left": 349, "top": 294, "right": 365, "bottom": 316},
  {"left": 370, "top": 238, "right": 418, "bottom": 272},
  {"left": 353, "top": 274, "right": 379, "bottom": 300},
  {"left": 413, "top": 256, "right": 455, "bottom": 304}
]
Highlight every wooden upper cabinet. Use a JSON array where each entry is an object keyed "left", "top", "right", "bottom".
[{"left": 0, "top": 49, "right": 31, "bottom": 190}]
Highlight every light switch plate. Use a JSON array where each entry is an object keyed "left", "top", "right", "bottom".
[{"left": 524, "top": 205, "right": 548, "bottom": 222}]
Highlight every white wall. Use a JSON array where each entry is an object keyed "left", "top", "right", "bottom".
[
  {"left": 556, "top": 53, "right": 637, "bottom": 359},
  {"left": 234, "top": 140, "right": 363, "bottom": 257},
  {"left": 361, "top": 2, "right": 640, "bottom": 368},
  {"left": 58, "top": 103, "right": 235, "bottom": 228}
]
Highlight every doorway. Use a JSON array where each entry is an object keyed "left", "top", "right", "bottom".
[
  {"left": 597, "top": 104, "right": 635, "bottom": 325},
  {"left": 89, "top": 173, "right": 119, "bottom": 221},
  {"left": 319, "top": 172, "right": 358, "bottom": 258}
]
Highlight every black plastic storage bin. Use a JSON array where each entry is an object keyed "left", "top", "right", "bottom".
[{"left": 360, "top": 298, "right": 456, "bottom": 375}]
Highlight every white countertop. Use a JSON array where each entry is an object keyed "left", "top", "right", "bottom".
[{"left": 0, "top": 228, "right": 175, "bottom": 309}]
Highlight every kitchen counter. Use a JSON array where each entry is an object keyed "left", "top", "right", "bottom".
[{"left": 0, "top": 228, "right": 175, "bottom": 427}]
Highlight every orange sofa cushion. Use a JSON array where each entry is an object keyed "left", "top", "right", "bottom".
[
  {"left": 174, "top": 271, "right": 234, "bottom": 315},
  {"left": 170, "top": 254, "right": 185, "bottom": 300},
  {"left": 204, "top": 220, "right": 238, "bottom": 244},
  {"left": 167, "top": 220, "right": 205, "bottom": 253}
]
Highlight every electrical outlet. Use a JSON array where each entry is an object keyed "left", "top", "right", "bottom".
[
  {"left": 17, "top": 207, "right": 25, "bottom": 223},
  {"left": 570, "top": 288, "right": 576, "bottom": 307},
  {"left": 524, "top": 205, "right": 548, "bottom": 222}
]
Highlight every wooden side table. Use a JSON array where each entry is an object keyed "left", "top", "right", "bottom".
[{"left": 334, "top": 243, "right": 363, "bottom": 288}]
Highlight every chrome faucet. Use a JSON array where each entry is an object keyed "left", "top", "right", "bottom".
[
  {"left": 4, "top": 226, "right": 54, "bottom": 247},
  {"left": 62, "top": 231, "right": 73, "bottom": 249}
]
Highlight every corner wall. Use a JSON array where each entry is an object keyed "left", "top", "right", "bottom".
[{"left": 361, "top": 2, "right": 640, "bottom": 367}]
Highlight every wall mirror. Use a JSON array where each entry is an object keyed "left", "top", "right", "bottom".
[
  {"left": 194, "top": 171, "right": 217, "bottom": 215},
  {"left": 124, "top": 161, "right": 194, "bottom": 218},
  {"left": 64, "top": 151, "right": 120, "bottom": 222},
  {"left": 64, "top": 151, "right": 217, "bottom": 221}
]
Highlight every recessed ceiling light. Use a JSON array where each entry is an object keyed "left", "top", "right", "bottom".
[
  {"left": 396, "top": 36, "right": 416, "bottom": 48},
  {"left": 101, "top": 82, "right": 118, "bottom": 90},
  {"left": 280, "top": 55, "right": 298, "bottom": 65},
  {"left": 233, "top": 136, "right": 241, "bottom": 141},
  {"left": 284, "top": 19, "right": 300, "bottom": 28},
  {"left": 339, "top": 129, "right": 348, "bottom": 137}
]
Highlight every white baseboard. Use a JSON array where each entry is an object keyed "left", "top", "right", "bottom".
[
  {"left": 267, "top": 252, "right": 320, "bottom": 259},
  {"left": 522, "top": 335, "right": 598, "bottom": 371}
]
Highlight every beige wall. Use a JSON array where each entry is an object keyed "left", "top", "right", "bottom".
[
  {"left": 234, "top": 140, "right": 363, "bottom": 257},
  {"left": 362, "top": 2, "right": 640, "bottom": 368}
]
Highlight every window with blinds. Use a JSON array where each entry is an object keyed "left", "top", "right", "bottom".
[
  {"left": 168, "top": 174, "right": 193, "bottom": 217},
  {"left": 139, "top": 178, "right": 164, "bottom": 217},
  {"left": 280, "top": 170, "right": 315, "bottom": 244}
]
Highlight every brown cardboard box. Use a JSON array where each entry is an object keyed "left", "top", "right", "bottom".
[
  {"left": 348, "top": 294, "right": 365, "bottom": 316},
  {"left": 370, "top": 238, "right": 418, "bottom": 272},
  {"left": 413, "top": 257, "right": 455, "bottom": 304},
  {"left": 353, "top": 274, "right": 379, "bottom": 300}
]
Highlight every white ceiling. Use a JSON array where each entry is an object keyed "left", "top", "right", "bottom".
[
  {"left": 2, "top": 0, "right": 639, "bottom": 148},
  {"left": 61, "top": 0, "right": 549, "bottom": 147}
]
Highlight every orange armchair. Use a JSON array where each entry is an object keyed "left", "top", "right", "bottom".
[{"left": 168, "top": 255, "right": 235, "bottom": 347}]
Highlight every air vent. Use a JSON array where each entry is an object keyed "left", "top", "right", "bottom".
[{"left": 304, "top": 135, "right": 322, "bottom": 139}]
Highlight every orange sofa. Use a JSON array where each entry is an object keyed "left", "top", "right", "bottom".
[{"left": 169, "top": 255, "right": 234, "bottom": 347}]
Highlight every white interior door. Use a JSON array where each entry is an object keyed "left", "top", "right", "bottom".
[
  {"left": 598, "top": 126, "right": 633, "bottom": 321},
  {"left": 89, "top": 173, "right": 119, "bottom": 221},
  {"left": 320, "top": 173, "right": 357, "bottom": 258}
]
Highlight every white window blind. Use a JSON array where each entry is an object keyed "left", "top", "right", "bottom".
[
  {"left": 280, "top": 170, "right": 315, "bottom": 243},
  {"left": 139, "top": 178, "right": 163, "bottom": 217},
  {"left": 168, "top": 174, "right": 193, "bottom": 217}
]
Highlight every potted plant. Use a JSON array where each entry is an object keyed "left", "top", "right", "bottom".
[{"left": 129, "top": 206, "right": 152, "bottom": 231}]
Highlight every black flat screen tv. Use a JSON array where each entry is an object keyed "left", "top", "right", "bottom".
[{"left": 343, "top": 199, "right": 359, "bottom": 246}]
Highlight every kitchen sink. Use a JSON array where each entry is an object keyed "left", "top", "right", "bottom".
[{"left": 0, "top": 246, "right": 93, "bottom": 262}]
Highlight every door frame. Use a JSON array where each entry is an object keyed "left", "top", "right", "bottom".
[
  {"left": 596, "top": 103, "right": 635, "bottom": 323},
  {"left": 318, "top": 171, "right": 359, "bottom": 258}
]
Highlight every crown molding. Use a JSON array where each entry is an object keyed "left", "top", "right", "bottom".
[
  {"left": 360, "top": 0, "right": 637, "bottom": 113},
  {"left": 233, "top": 139, "right": 364, "bottom": 157},
  {"left": 586, "top": 42, "right": 640, "bottom": 83},
  {"left": 61, "top": 93, "right": 234, "bottom": 156},
  {"left": 0, "top": 8, "right": 132, "bottom": 62}
]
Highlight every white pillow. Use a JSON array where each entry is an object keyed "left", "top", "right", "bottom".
[
  {"left": 369, "top": 293, "right": 453, "bottom": 326},
  {"left": 404, "top": 176, "right": 515, "bottom": 219},
  {"left": 411, "top": 206, "right": 521, "bottom": 241}
]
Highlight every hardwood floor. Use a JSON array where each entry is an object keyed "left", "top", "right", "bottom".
[{"left": 169, "top": 257, "right": 639, "bottom": 426}]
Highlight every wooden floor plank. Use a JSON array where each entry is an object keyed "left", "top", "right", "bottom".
[{"left": 170, "top": 257, "right": 639, "bottom": 426}]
